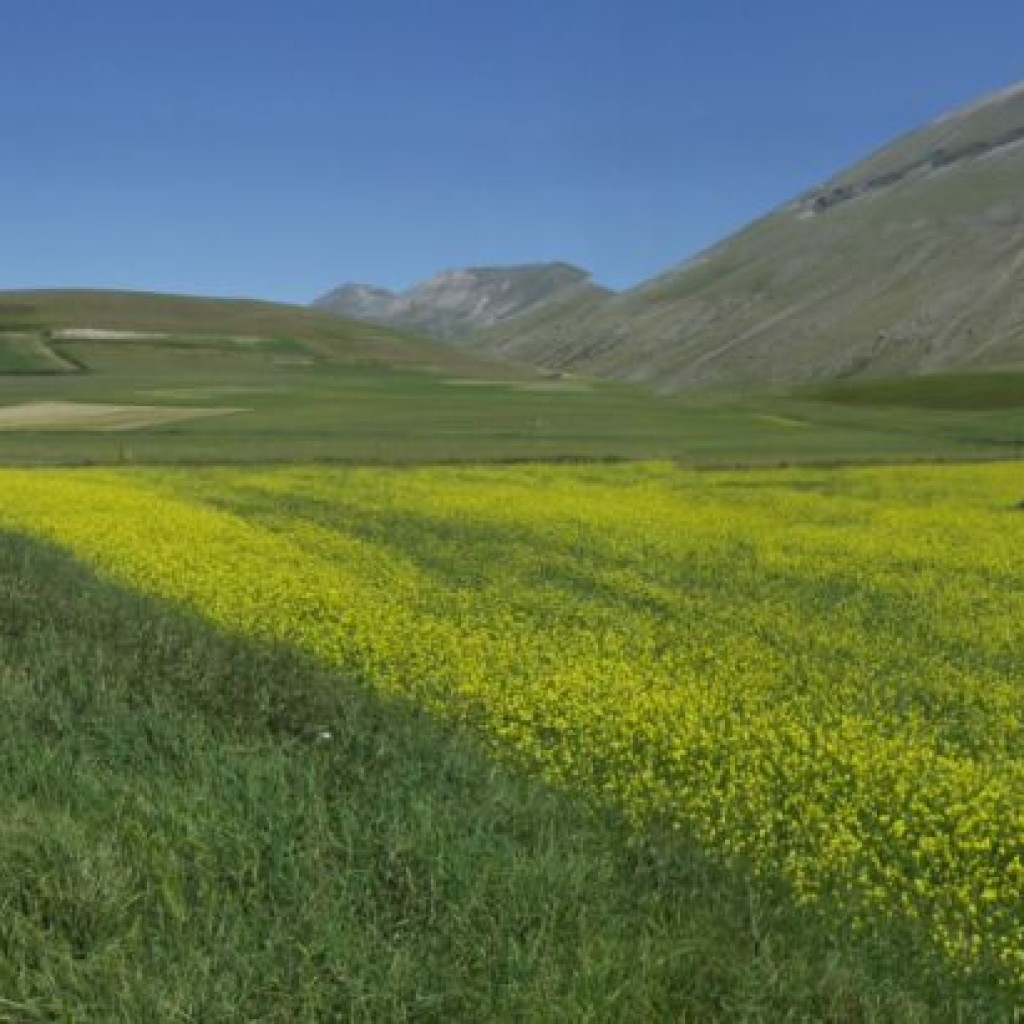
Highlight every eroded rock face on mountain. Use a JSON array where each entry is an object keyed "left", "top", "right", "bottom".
[{"left": 314, "top": 263, "right": 611, "bottom": 342}]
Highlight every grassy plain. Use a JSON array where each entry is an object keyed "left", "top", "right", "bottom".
[
  {"left": 0, "top": 462, "right": 1021, "bottom": 1020},
  {"left": 808, "top": 370, "right": 1024, "bottom": 411},
  {"left": 0, "top": 288, "right": 1021, "bottom": 465},
  {"left": 0, "top": 332, "right": 1020, "bottom": 465}
]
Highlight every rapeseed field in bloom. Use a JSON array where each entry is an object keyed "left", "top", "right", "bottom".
[{"left": 0, "top": 462, "right": 1021, "bottom": 991}]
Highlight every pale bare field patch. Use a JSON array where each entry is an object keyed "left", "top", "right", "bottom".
[
  {"left": 50, "top": 328, "right": 175, "bottom": 342},
  {"left": 0, "top": 401, "right": 245, "bottom": 431},
  {"left": 138, "top": 385, "right": 286, "bottom": 400},
  {"left": 754, "top": 414, "right": 809, "bottom": 429}
]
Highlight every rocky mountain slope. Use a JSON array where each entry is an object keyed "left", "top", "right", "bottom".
[
  {"left": 314, "top": 263, "right": 611, "bottom": 341},
  {"left": 477, "top": 81, "right": 1024, "bottom": 391}
]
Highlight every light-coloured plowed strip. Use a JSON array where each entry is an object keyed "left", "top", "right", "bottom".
[{"left": 0, "top": 401, "right": 244, "bottom": 431}]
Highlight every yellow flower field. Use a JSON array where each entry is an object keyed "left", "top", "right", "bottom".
[{"left": 1, "top": 462, "right": 1021, "bottom": 989}]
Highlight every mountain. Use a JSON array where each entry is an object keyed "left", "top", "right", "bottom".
[
  {"left": 476, "top": 80, "right": 1024, "bottom": 391},
  {"left": 314, "top": 263, "right": 612, "bottom": 341},
  {"left": 316, "top": 284, "right": 397, "bottom": 323}
]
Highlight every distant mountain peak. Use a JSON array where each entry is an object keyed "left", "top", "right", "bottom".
[
  {"left": 330, "top": 283, "right": 395, "bottom": 298},
  {"left": 314, "top": 262, "right": 610, "bottom": 341}
]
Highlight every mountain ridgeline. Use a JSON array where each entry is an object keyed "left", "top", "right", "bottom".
[
  {"left": 314, "top": 263, "right": 612, "bottom": 342},
  {"left": 478, "top": 81, "right": 1024, "bottom": 391},
  {"left": 318, "top": 80, "right": 1024, "bottom": 393}
]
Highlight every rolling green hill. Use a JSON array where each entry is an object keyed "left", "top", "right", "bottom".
[
  {"left": 473, "top": 81, "right": 1024, "bottom": 392},
  {"left": 0, "top": 289, "right": 514, "bottom": 375}
]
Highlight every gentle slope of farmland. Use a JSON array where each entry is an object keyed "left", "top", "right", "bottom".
[{"left": 0, "top": 287, "right": 521, "bottom": 375}]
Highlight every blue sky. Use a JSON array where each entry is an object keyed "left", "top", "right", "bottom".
[{"left": 3, "top": 0, "right": 1023, "bottom": 302}]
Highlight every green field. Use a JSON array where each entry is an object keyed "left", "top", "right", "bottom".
[
  {"left": 809, "top": 370, "right": 1024, "bottom": 411},
  {"left": 0, "top": 334, "right": 77, "bottom": 374},
  {"left": 0, "top": 298, "right": 1021, "bottom": 464},
  {"left": 3, "top": 463, "right": 1022, "bottom": 1021},
  {"left": 2, "top": 355, "right": 1022, "bottom": 465},
  {"left": 0, "top": 289, "right": 1020, "bottom": 467},
  {"left": 1, "top": 290, "right": 1023, "bottom": 1020}
]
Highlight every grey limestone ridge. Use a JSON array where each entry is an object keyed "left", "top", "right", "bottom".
[
  {"left": 313, "top": 263, "right": 612, "bottom": 342},
  {"left": 466, "top": 80, "right": 1024, "bottom": 392}
]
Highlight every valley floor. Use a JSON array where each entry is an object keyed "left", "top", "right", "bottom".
[{"left": 1, "top": 306, "right": 1021, "bottom": 467}]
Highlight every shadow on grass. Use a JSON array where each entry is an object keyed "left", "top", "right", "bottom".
[{"left": 0, "top": 531, "right": 1009, "bottom": 1022}]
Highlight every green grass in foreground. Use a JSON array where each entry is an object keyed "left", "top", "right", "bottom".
[{"left": 0, "top": 528, "right": 1000, "bottom": 1022}]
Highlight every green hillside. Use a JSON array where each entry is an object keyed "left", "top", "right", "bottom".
[
  {"left": 0, "top": 335, "right": 78, "bottom": 373},
  {"left": 474, "top": 81, "right": 1024, "bottom": 393},
  {"left": 0, "top": 289, "right": 513, "bottom": 375}
]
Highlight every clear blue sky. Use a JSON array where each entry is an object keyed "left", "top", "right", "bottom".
[{"left": 3, "top": 0, "right": 1023, "bottom": 302}]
